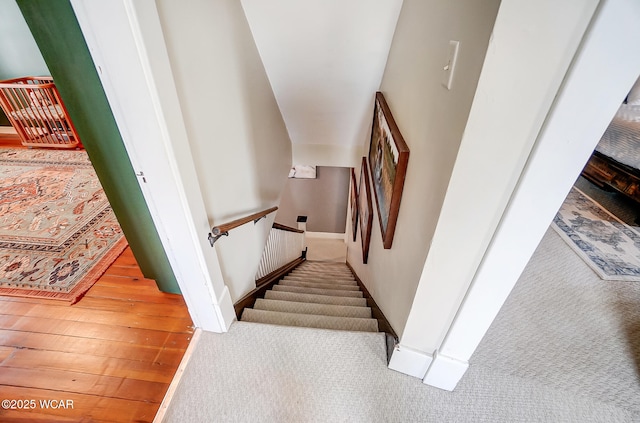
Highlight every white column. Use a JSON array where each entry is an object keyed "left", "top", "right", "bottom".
[
  {"left": 71, "top": 0, "right": 236, "bottom": 332},
  {"left": 424, "top": 0, "right": 640, "bottom": 390}
]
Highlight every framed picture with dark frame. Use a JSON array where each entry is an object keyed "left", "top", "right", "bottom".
[
  {"left": 359, "top": 157, "right": 373, "bottom": 264},
  {"left": 368, "top": 91, "right": 409, "bottom": 249},
  {"left": 350, "top": 167, "right": 359, "bottom": 242}
]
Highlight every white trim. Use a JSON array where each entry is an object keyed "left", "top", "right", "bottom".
[
  {"left": 431, "top": 0, "right": 640, "bottom": 380},
  {"left": 422, "top": 351, "right": 468, "bottom": 391},
  {"left": 388, "top": 344, "right": 433, "bottom": 379},
  {"left": 305, "top": 232, "right": 346, "bottom": 239},
  {"left": 71, "top": 0, "right": 234, "bottom": 332},
  {"left": 215, "top": 286, "right": 237, "bottom": 329},
  {"left": 153, "top": 328, "right": 203, "bottom": 422}
]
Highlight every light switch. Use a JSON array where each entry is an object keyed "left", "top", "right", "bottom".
[{"left": 443, "top": 40, "right": 459, "bottom": 90}]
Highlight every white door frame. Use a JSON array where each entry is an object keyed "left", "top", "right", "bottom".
[
  {"left": 423, "top": 0, "right": 640, "bottom": 390},
  {"left": 70, "top": 0, "right": 236, "bottom": 332}
]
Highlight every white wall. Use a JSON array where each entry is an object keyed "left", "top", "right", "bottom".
[
  {"left": 72, "top": 0, "right": 236, "bottom": 332},
  {"left": 400, "top": 0, "right": 599, "bottom": 358},
  {"left": 346, "top": 0, "right": 500, "bottom": 337},
  {"left": 241, "top": 0, "right": 402, "bottom": 167},
  {"left": 155, "top": 0, "right": 292, "bottom": 302},
  {"left": 292, "top": 144, "right": 362, "bottom": 169},
  {"left": 429, "top": 0, "right": 640, "bottom": 390}
]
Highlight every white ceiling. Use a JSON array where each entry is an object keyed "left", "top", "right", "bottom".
[{"left": 240, "top": 0, "right": 403, "bottom": 148}]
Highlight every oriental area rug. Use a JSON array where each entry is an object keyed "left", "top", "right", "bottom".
[
  {"left": 0, "top": 148, "right": 127, "bottom": 303},
  {"left": 552, "top": 187, "right": 640, "bottom": 281}
]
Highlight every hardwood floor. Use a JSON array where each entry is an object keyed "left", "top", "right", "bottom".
[
  {"left": 0, "top": 129, "right": 21, "bottom": 147},
  {"left": 0, "top": 131, "right": 194, "bottom": 422},
  {"left": 0, "top": 248, "right": 194, "bottom": 423}
]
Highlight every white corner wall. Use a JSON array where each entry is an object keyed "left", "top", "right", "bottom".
[
  {"left": 291, "top": 144, "right": 363, "bottom": 168},
  {"left": 241, "top": 0, "right": 402, "bottom": 168},
  {"left": 399, "top": 0, "right": 600, "bottom": 360},
  {"left": 155, "top": 0, "right": 292, "bottom": 302},
  {"left": 432, "top": 0, "right": 640, "bottom": 390},
  {"left": 72, "top": 0, "right": 236, "bottom": 332},
  {"left": 345, "top": 0, "right": 500, "bottom": 338}
]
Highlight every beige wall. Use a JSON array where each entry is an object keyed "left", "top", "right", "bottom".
[
  {"left": 156, "top": 0, "right": 292, "bottom": 302},
  {"left": 277, "top": 166, "right": 350, "bottom": 233},
  {"left": 346, "top": 0, "right": 500, "bottom": 337}
]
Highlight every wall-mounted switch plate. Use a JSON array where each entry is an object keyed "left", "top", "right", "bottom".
[{"left": 443, "top": 40, "right": 459, "bottom": 90}]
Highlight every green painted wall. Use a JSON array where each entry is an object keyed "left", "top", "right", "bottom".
[{"left": 17, "top": 0, "right": 180, "bottom": 293}]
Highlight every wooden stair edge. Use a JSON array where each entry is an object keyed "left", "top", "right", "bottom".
[
  {"left": 233, "top": 257, "right": 305, "bottom": 319},
  {"left": 346, "top": 260, "right": 399, "bottom": 343}
]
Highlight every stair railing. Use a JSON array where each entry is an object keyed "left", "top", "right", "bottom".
[
  {"left": 255, "top": 222, "right": 305, "bottom": 280},
  {"left": 208, "top": 206, "right": 278, "bottom": 246},
  {"left": 233, "top": 222, "right": 306, "bottom": 318}
]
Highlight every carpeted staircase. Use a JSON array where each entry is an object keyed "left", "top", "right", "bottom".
[{"left": 241, "top": 261, "right": 379, "bottom": 332}]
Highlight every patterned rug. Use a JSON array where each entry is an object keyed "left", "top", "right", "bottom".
[
  {"left": 552, "top": 187, "right": 640, "bottom": 281},
  {"left": 0, "top": 148, "right": 127, "bottom": 302}
]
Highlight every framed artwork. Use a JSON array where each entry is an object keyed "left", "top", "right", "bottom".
[
  {"left": 358, "top": 157, "right": 373, "bottom": 264},
  {"left": 368, "top": 91, "right": 409, "bottom": 249},
  {"left": 350, "top": 167, "right": 358, "bottom": 242}
]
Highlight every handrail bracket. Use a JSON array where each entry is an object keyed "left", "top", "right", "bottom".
[{"left": 208, "top": 231, "right": 229, "bottom": 246}]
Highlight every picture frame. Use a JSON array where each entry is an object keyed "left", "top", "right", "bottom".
[
  {"left": 350, "top": 167, "right": 359, "bottom": 242},
  {"left": 368, "top": 91, "right": 410, "bottom": 249},
  {"left": 358, "top": 157, "right": 373, "bottom": 264}
]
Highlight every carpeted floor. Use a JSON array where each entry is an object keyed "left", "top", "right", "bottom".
[
  {"left": 0, "top": 148, "right": 126, "bottom": 302},
  {"left": 161, "top": 224, "right": 640, "bottom": 422}
]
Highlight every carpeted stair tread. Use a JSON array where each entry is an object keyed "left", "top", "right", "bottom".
[
  {"left": 264, "top": 290, "right": 367, "bottom": 307},
  {"left": 287, "top": 271, "right": 355, "bottom": 278},
  {"left": 284, "top": 273, "right": 357, "bottom": 285},
  {"left": 292, "top": 268, "right": 353, "bottom": 279},
  {"left": 279, "top": 280, "right": 360, "bottom": 291},
  {"left": 241, "top": 308, "right": 378, "bottom": 332},
  {"left": 298, "top": 264, "right": 352, "bottom": 271},
  {"left": 295, "top": 265, "right": 352, "bottom": 271},
  {"left": 272, "top": 284, "right": 363, "bottom": 298},
  {"left": 253, "top": 298, "right": 372, "bottom": 318},
  {"left": 284, "top": 276, "right": 358, "bottom": 286},
  {"left": 294, "top": 269, "right": 353, "bottom": 277}
]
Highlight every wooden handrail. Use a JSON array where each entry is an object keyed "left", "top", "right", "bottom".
[
  {"left": 272, "top": 222, "right": 304, "bottom": 233},
  {"left": 208, "top": 206, "right": 278, "bottom": 246}
]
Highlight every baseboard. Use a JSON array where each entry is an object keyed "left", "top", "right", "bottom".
[
  {"left": 346, "top": 260, "right": 398, "bottom": 343},
  {"left": 306, "top": 231, "right": 345, "bottom": 240},
  {"left": 153, "top": 327, "right": 202, "bottom": 422},
  {"left": 216, "top": 285, "right": 236, "bottom": 332},
  {"left": 388, "top": 343, "right": 433, "bottom": 379},
  {"left": 422, "top": 351, "right": 469, "bottom": 391}
]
